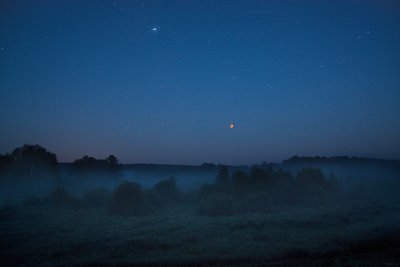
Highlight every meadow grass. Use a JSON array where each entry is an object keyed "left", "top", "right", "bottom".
[{"left": 1, "top": 196, "right": 400, "bottom": 266}]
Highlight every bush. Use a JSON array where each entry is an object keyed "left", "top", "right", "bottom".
[
  {"left": 346, "top": 185, "right": 366, "bottom": 200},
  {"left": 198, "top": 193, "right": 235, "bottom": 216},
  {"left": 215, "top": 166, "right": 230, "bottom": 190},
  {"left": 46, "top": 187, "right": 70, "bottom": 205},
  {"left": 23, "top": 196, "right": 44, "bottom": 206},
  {"left": 327, "top": 172, "right": 341, "bottom": 194},
  {"left": 0, "top": 204, "right": 16, "bottom": 221},
  {"left": 296, "top": 168, "right": 327, "bottom": 188},
  {"left": 238, "top": 192, "right": 273, "bottom": 213},
  {"left": 44, "top": 187, "right": 81, "bottom": 207},
  {"left": 301, "top": 185, "right": 330, "bottom": 205},
  {"left": 198, "top": 184, "right": 217, "bottom": 199},
  {"left": 108, "top": 181, "right": 151, "bottom": 216},
  {"left": 272, "top": 184, "right": 298, "bottom": 205},
  {"left": 231, "top": 170, "right": 249, "bottom": 194},
  {"left": 249, "top": 166, "right": 275, "bottom": 188},
  {"left": 147, "top": 189, "right": 170, "bottom": 207},
  {"left": 84, "top": 188, "right": 111, "bottom": 207},
  {"left": 153, "top": 177, "right": 180, "bottom": 201}
]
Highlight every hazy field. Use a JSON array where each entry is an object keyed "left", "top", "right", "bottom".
[
  {"left": 1, "top": 193, "right": 400, "bottom": 267},
  {"left": 2, "top": 153, "right": 400, "bottom": 266}
]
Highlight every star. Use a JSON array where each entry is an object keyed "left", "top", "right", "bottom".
[{"left": 151, "top": 26, "right": 160, "bottom": 33}]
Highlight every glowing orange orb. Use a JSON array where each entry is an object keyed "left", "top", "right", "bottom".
[{"left": 229, "top": 123, "right": 234, "bottom": 129}]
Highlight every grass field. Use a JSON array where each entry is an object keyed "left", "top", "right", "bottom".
[{"left": 1, "top": 194, "right": 400, "bottom": 267}]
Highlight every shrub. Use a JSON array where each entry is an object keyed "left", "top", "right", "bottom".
[
  {"left": 249, "top": 166, "right": 275, "bottom": 188},
  {"left": 327, "top": 172, "right": 341, "bottom": 194},
  {"left": 272, "top": 184, "right": 299, "bottom": 205},
  {"left": 147, "top": 189, "right": 170, "bottom": 207},
  {"left": 301, "top": 185, "right": 330, "bottom": 205},
  {"left": 198, "top": 193, "right": 235, "bottom": 216},
  {"left": 108, "top": 181, "right": 151, "bottom": 216},
  {"left": 0, "top": 204, "right": 16, "bottom": 221},
  {"left": 45, "top": 187, "right": 70, "bottom": 205},
  {"left": 215, "top": 165, "right": 230, "bottom": 190},
  {"left": 346, "top": 185, "right": 366, "bottom": 200},
  {"left": 274, "top": 169, "right": 294, "bottom": 187},
  {"left": 84, "top": 188, "right": 111, "bottom": 207},
  {"left": 153, "top": 177, "right": 180, "bottom": 200},
  {"left": 231, "top": 170, "right": 250, "bottom": 194},
  {"left": 44, "top": 187, "right": 81, "bottom": 207},
  {"left": 296, "top": 168, "right": 327, "bottom": 188},
  {"left": 23, "top": 196, "right": 44, "bottom": 206},
  {"left": 198, "top": 184, "right": 217, "bottom": 199},
  {"left": 238, "top": 192, "right": 273, "bottom": 213}
]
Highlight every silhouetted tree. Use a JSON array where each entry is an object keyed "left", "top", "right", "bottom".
[
  {"left": 0, "top": 153, "right": 12, "bottom": 175},
  {"left": 215, "top": 165, "right": 230, "bottom": 190},
  {"left": 153, "top": 176, "right": 180, "bottom": 200},
  {"left": 249, "top": 167, "right": 265, "bottom": 184},
  {"left": 274, "top": 169, "right": 294, "bottom": 186},
  {"left": 9, "top": 144, "right": 58, "bottom": 179},
  {"left": 108, "top": 181, "right": 151, "bottom": 216},
  {"left": 296, "top": 168, "right": 327, "bottom": 188},
  {"left": 232, "top": 170, "right": 249, "bottom": 194},
  {"left": 296, "top": 168, "right": 331, "bottom": 204},
  {"left": 327, "top": 171, "right": 340, "bottom": 193},
  {"left": 198, "top": 184, "right": 217, "bottom": 199},
  {"left": 84, "top": 188, "right": 111, "bottom": 207},
  {"left": 201, "top": 162, "right": 217, "bottom": 169},
  {"left": 72, "top": 155, "right": 97, "bottom": 169},
  {"left": 198, "top": 193, "right": 235, "bottom": 216},
  {"left": 44, "top": 187, "right": 74, "bottom": 207},
  {"left": 72, "top": 155, "right": 120, "bottom": 178},
  {"left": 249, "top": 166, "right": 275, "bottom": 189},
  {"left": 272, "top": 169, "right": 297, "bottom": 204},
  {"left": 106, "top": 155, "right": 118, "bottom": 166},
  {"left": 0, "top": 204, "right": 17, "bottom": 221}
]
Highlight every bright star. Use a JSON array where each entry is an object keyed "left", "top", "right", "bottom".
[{"left": 151, "top": 26, "right": 160, "bottom": 33}]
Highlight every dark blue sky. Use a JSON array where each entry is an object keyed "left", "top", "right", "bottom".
[{"left": 1, "top": 0, "right": 399, "bottom": 164}]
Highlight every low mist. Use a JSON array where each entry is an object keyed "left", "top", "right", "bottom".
[{"left": 1, "top": 145, "right": 400, "bottom": 266}]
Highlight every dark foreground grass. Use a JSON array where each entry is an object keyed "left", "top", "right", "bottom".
[
  {"left": 1, "top": 198, "right": 400, "bottom": 267},
  {"left": 49, "top": 231, "right": 400, "bottom": 267},
  {"left": 72, "top": 230, "right": 400, "bottom": 267}
]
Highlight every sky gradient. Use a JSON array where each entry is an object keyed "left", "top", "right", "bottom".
[{"left": 1, "top": 0, "right": 400, "bottom": 164}]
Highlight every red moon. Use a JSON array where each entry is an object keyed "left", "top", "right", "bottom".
[{"left": 229, "top": 123, "right": 234, "bottom": 129}]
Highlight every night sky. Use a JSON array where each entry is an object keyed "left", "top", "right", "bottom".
[{"left": 1, "top": 1, "right": 399, "bottom": 165}]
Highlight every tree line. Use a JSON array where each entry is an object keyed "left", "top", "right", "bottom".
[{"left": 0, "top": 144, "right": 120, "bottom": 179}]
